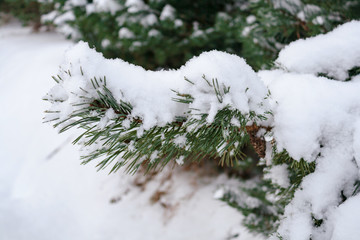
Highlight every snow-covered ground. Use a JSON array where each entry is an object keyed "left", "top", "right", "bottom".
[{"left": 0, "top": 22, "right": 260, "bottom": 240}]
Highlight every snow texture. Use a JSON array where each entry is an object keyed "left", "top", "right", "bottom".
[
  {"left": 160, "top": 4, "right": 175, "bottom": 21},
  {"left": 260, "top": 21, "right": 360, "bottom": 240},
  {"left": 330, "top": 194, "right": 360, "bottom": 240},
  {"left": 272, "top": 0, "right": 302, "bottom": 14},
  {"left": 88, "top": 0, "right": 122, "bottom": 14},
  {"left": 264, "top": 164, "right": 290, "bottom": 188},
  {"left": 140, "top": 13, "right": 158, "bottom": 27},
  {"left": 125, "top": 0, "right": 147, "bottom": 13},
  {"left": 276, "top": 20, "right": 360, "bottom": 81},
  {"left": 118, "top": 27, "right": 135, "bottom": 39},
  {"left": 46, "top": 42, "right": 270, "bottom": 130},
  {"left": 260, "top": 69, "right": 360, "bottom": 239}
]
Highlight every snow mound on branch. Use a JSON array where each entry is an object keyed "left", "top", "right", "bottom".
[
  {"left": 276, "top": 20, "right": 360, "bottom": 81},
  {"left": 330, "top": 194, "right": 360, "bottom": 240},
  {"left": 160, "top": 4, "right": 175, "bottom": 21},
  {"left": 260, "top": 21, "right": 360, "bottom": 240},
  {"left": 259, "top": 70, "right": 360, "bottom": 161},
  {"left": 49, "top": 42, "right": 270, "bottom": 129},
  {"left": 260, "top": 68, "right": 360, "bottom": 239}
]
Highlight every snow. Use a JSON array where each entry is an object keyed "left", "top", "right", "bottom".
[
  {"left": 175, "top": 156, "right": 184, "bottom": 166},
  {"left": 259, "top": 70, "right": 360, "bottom": 162},
  {"left": 0, "top": 22, "right": 260, "bottom": 240},
  {"left": 215, "top": 181, "right": 262, "bottom": 210},
  {"left": 41, "top": 9, "right": 79, "bottom": 39},
  {"left": 101, "top": 38, "right": 111, "bottom": 48},
  {"left": 89, "top": 0, "right": 123, "bottom": 14},
  {"left": 173, "top": 135, "right": 186, "bottom": 147},
  {"left": 140, "top": 13, "right": 158, "bottom": 27},
  {"left": 118, "top": 27, "right": 135, "bottom": 39},
  {"left": 53, "top": 11, "right": 75, "bottom": 25},
  {"left": 149, "top": 150, "right": 159, "bottom": 163},
  {"left": 174, "top": 19, "right": 183, "bottom": 27},
  {"left": 98, "top": 108, "right": 117, "bottom": 129},
  {"left": 191, "top": 29, "right": 204, "bottom": 38},
  {"left": 160, "top": 4, "right": 175, "bottom": 21},
  {"left": 46, "top": 42, "right": 270, "bottom": 130},
  {"left": 296, "top": 5, "right": 321, "bottom": 22},
  {"left": 148, "top": 29, "right": 160, "bottom": 37},
  {"left": 259, "top": 69, "right": 360, "bottom": 239},
  {"left": 246, "top": 15, "right": 256, "bottom": 24},
  {"left": 231, "top": 117, "right": 241, "bottom": 127},
  {"left": 264, "top": 164, "right": 290, "bottom": 188},
  {"left": 272, "top": 0, "right": 302, "bottom": 14},
  {"left": 330, "top": 194, "right": 360, "bottom": 240},
  {"left": 258, "top": 21, "right": 360, "bottom": 239},
  {"left": 41, "top": 10, "right": 58, "bottom": 23},
  {"left": 276, "top": 21, "right": 360, "bottom": 81},
  {"left": 312, "top": 15, "right": 325, "bottom": 25},
  {"left": 213, "top": 187, "right": 225, "bottom": 199},
  {"left": 68, "top": 0, "right": 87, "bottom": 6},
  {"left": 125, "top": 0, "right": 147, "bottom": 13},
  {"left": 242, "top": 25, "right": 255, "bottom": 37}
]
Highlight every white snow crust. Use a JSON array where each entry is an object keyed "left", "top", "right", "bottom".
[
  {"left": 125, "top": 0, "right": 147, "bottom": 13},
  {"left": 277, "top": 21, "right": 360, "bottom": 81},
  {"left": 89, "top": 0, "right": 122, "bottom": 14},
  {"left": 160, "top": 4, "right": 175, "bottom": 21},
  {"left": 47, "top": 42, "right": 270, "bottom": 130},
  {"left": 118, "top": 27, "right": 135, "bottom": 39},
  {"left": 264, "top": 164, "right": 290, "bottom": 188},
  {"left": 260, "top": 69, "right": 360, "bottom": 239},
  {"left": 260, "top": 21, "right": 360, "bottom": 240},
  {"left": 330, "top": 194, "right": 360, "bottom": 240}
]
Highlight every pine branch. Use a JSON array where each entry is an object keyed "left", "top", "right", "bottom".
[{"left": 44, "top": 69, "right": 272, "bottom": 174}]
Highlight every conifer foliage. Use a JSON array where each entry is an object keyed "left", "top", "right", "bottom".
[{"left": 40, "top": 0, "right": 360, "bottom": 70}]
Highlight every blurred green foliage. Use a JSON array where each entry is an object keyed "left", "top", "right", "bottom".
[
  {"left": 0, "top": 0, "right": 53, "bottom": 27},
  {"left": 1, "top": 0, "right": 359, "bottom": 69}
]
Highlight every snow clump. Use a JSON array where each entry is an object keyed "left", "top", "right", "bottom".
[
  {"left": 45, "top": 42, "right": 270, "bottom": 130},
  {"left": 276, "top": 20, "right": 360, "bottom": 81}
]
